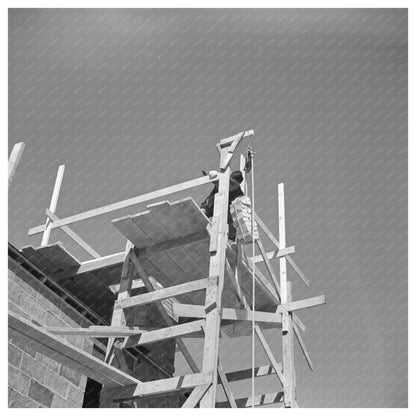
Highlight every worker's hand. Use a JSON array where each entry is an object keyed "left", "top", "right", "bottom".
[
  {"left": 208, "top": 170, "right": 218, "bottom": 179},
  {"left": 201, "top": 207, "right": 207, "bottom": 214}
]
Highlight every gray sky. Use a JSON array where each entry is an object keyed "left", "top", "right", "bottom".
[{"left": 8, "top": 9, "right": 407, "bottom": 407}]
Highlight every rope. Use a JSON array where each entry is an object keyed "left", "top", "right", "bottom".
[{"left": 249, "top": 145, "right": 256, "bottom": 408}]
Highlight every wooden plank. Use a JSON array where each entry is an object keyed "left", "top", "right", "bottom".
[
  {"left": 282, "top": 282, "right": 296, "bottom": 407},
  {"left": 105, "top": 245, "right": 133, "bottom": 363},
  {"left": 28, "top": 175, "right": 217, "bottom": 235},
  {"left": 108, "top": 372, "right": 213, "bottom": 401},
  {"left": 129, "top": 251, "right": 200, "bottom": 373},
  {"left": 130, "top": 202, "right": 207, "bottom": 306},
  {"left": 8, "top": 142, "right": 25, "bottom": 188},
  {"left": 145, "top": 200, "right": 207, "bottom": 298},
  {"left": 75, "top": 251, "right": 125, "bottom": 275},
  {"left": 8, "top": 311, "right": 140, "bottom": 387},
  {"left": 182, "top": 384, "right": 211, "bottom": 408},
  {"left": 139, "top": 230, "right": 208, "bottom": 257},
  {"left": 216, "top": 392, "right": 283, "bottom": 408},
  {"left": 123, "top": 319, "right": 206, "bottom": 348},
  {"left": 172, "top": 304, "right": 282, "bottom": 324},
  {"left": 219, "top": 130, "right": 253, "bottom": 147},
  {"left": 277, "top": 183, "right": 295, "bottom": 407},
  {"left": 21, "top": 243, "right": 84, "bottom": 277},
  {"left": 200, "top": 167, "right": 231, "bottom": 408},
  {"left": 41, "top": 165, "right": 65, "bottom": 246},
  {"left": 224, "top": 364, "right": 281, "bottom": 383},
  {"left": 36, "top": 242, "right": 81, "bottom": 269},
  {"left": 254, "top": 325, "right": 284, "bottom": 387},
  {"left": 8, "top": 326, "right": 124, "bottom": 388},
  {"left": 225, "top": 254, "right": 250, "bottom": 310},
  {"left": 256, "top": 238, "right": 281, "bottom": 295},
  {"left": 218, "top": 361, "right": 237, "bottom": 408},
  {"left": 116, "top": 277, "right": 214, "bottom": 310},
  {"left": 43, "top": 326, "right": 149, "bottom": 337},
  {"left": 255, "top": 213, "right": 309, "bottom": 287},
  {"left": 45, "top": 209, "right": 101, "bottom": 258},
  {"left": 240, "top": 247, "right": 280, "bottom": 304},
  {"left": 209, "top": 215, "right": 220, "bottom": 254},
  {"left": 294, "top": 324, "right": 314, "bottom": 371},
  {"left": 277, "top": 294, "right": 326, "bottom": 313},
  {"left": 240, "top": 154, "right": 247, "bottom": 195},
  {"left": 220, "top": 133, "right": 245, "bottom": 170},
  {"left": 249, "top": 246, "right": 295, "bottom": 264}
]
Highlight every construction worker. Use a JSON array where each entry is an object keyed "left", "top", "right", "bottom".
[{"left": 200, "top": 170, "right": 245, "bottom": 241}]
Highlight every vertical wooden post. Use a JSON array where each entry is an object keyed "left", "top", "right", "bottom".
[
  {"left": 41, "top": 165, "right": 65, "bottom": 246},
  {"left": 240, "top": 154, "right": 247, "bottom": 195},
  {"left": 8, "top": 142, "right": 25, "bottom": 188},
  {"left": 200, "top": 157, "right": 230, "bottom": 408},
  {"left": 105, "top": 242, "right": 134, "bottom": 364},
  {"left": 278, "top": 183, "right": 295, "bottom": 407}
]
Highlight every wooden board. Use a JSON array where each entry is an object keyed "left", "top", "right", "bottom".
[
  {"left": 112, "top": 197, "right": 275, "bottom": 316},
  {"left": 9, "top": 310, "right": 140, "bottom": 387},
  {"left": 21, "top": 242, "right": 80, "bottom": 274}
]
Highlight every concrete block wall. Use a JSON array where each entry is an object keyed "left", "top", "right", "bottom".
[{"left": 8, "top": 257, "right": 95, "bottom": 408}]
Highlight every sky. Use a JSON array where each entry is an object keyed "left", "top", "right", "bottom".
[{"left": 8, "top": 9, "right": 407, "bottom": 407}]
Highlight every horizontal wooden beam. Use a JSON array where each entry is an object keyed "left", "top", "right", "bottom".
[
  {"left": 116, "top": 277, "right": 215, "bottom": 310},
  {"left": 123, "top": 319, "right": 206, "bottom": 348},
  {"left": 224, "top": 364, "right": 281, "bottom": 383},
  {"left": 43, "top": 326, "right": 151, "bottom": 337},
  {"left": 45, "top": 209, "right": 101, "bottom": 259},
  {"left": 216, "top": 392, "right": 283, "bottom": 408},
  {"left": 172, "top": 304, "right": 282, "bottom": 324},
  {"left": 108, "top": 372, "right": 213, "bottom": 401},
  {"left": 249, "top": 246, "right": 295, "bottom": 264},
  {"left": 28, "top": 175, "right": 218, "bottom": 235},
  {"left": 277, "top": 294, "right": 326, "bottom": 313},
  {"left": 8, "top": 311, "right": 140, "bottom": 387}
]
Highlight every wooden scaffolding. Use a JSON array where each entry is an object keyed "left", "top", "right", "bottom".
[{"left": 8, "top": 131, "right": 325, "bottom": 408}]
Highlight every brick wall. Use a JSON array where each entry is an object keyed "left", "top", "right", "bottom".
[{"left": 8, "top": 256, "right": 95, "bottom": 408}]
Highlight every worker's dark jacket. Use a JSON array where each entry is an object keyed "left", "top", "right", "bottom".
[{"left": 200, "top": 184, "right": 244, "bottom": 240}]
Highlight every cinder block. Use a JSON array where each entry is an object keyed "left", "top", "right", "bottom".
[
  {"left": 51, "top": 394, "right": 74, "bottom": 408},
  {"left": 9, "top": 265, "right": 41, "bottom": 298},
  {"left": 8, "top": 279, "right": 25, "bottom": 306},
  {"left": 9, "top": 342, "right": 23, "bottom": 368},
  {"left": 82, "top": 338, "right": 94, "bottom": 354},
  {"left": 79, "top": 375, "right": 87, "bottom": 391},
  {"left": 8, "top": 365, "right": 31, "bottom": 395},
  {"left": 41, "top": 309, "right": 65, "bottom": 327},
  {"left": 35, "top": 352, "right": 61, "bottom": 372},
  {"left": 59, "top": 364, "right": 81, "bottom": 387},
  {"left": 20, "top": 353, "right": 47, "bottom": 383},
  {"left": 9, "top": 389, "right": 43, "bottom": 408},
  {"left": 66, "top": 384, "right": 84, "bottom": 405},
  {"left": 19, "top": 294, "right": 47, "bottom": 323},
  {"left": 43, "top": 368, "right": 69, "bottom": 398},
  {"left": 36, "top": 287, "right": 64, "bottom": 318},
  {"left": 28, "top": 380, "right": 54, "bottom": 407}
]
